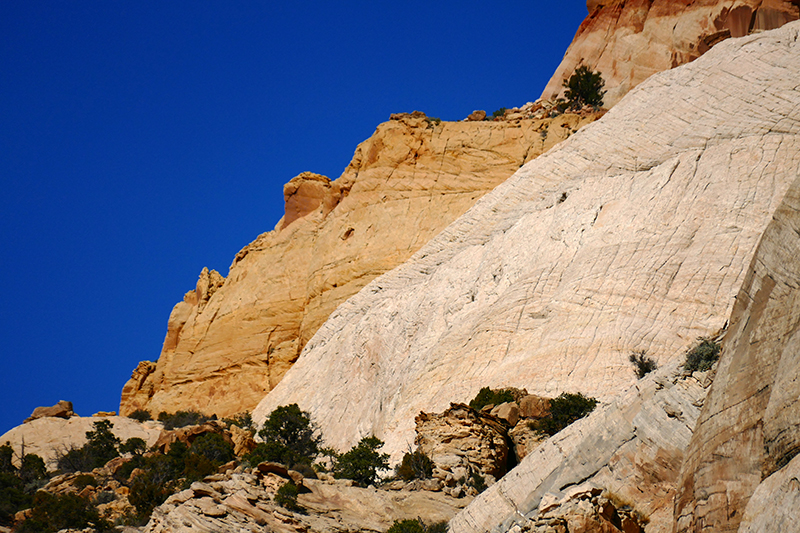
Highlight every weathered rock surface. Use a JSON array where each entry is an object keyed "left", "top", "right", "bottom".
[
  {"left": 416, "top": 404, "right": 511, "bottom": 487},
  {"left": 449, "top": 360, "right": 711, "bottom": 533},
  {"left": 738, "top": 453, "right": 800, "bottom": 533},
  {"left": 255, "top": 23, "right": 800, "bottom": 462},
  {"left": 0, "top": 416, "right": 162, "bottom": 469},
  {"left": 673, "top": 103, "right": 800, "bottom": 530},
  {"left": 541, "top": 0, "right": 799, "bottom": 106},
  {"left": 143, "top": 464, "right": 471, "bottom": 533},
  {"left": 120, "top": 111, "right": 601, "bottom": 419},
  {"left": 24, "top": 400, "right": 75, "bottom": 422}
]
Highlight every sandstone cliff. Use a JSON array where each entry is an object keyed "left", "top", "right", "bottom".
[
  {"left": 541, "top": 0, "right": 799, "bottom": 106},
  {"left": 120, "top": 111, "right": 601, "bottom": 419},
  {"left": 254, "top": 21, "right": 800, "bottom": 466}
]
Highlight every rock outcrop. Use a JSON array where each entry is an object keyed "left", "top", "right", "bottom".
[
  {"left": 24, "top": 400, "right": 75, "bottom": 422},
  {"left": 449, "top": 360, "right": 712, "bottom": 533},
  {"left": 254, "top": 22, "right": 800, "bottom": 462},
  {"left": 541, "top": 0, "right": 799, "bottom": 106},
  {"left": 0, "top": 416, "right": 162, "bottom": 469},
  {"left": 120, "top": 111, "right": 602, "bottom": 419}
]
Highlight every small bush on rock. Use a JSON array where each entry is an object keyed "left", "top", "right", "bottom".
[
  {"left": 274, "top": 481, "right": 301, "bottom": 511},
  {"left": 563, "top": 65, "right": 606, "bottom": 109},
  {"left": 190, "top": 432, "right": 234, "bottom": 465},
  {"left": 57, "top": 420, "right": 120, "bottom": 473},
  {"left": 120, "top": 437, "right": 147, "bottom": 456},
  {"left": 387, "top": 518, "right": 448, "bottom": 533},
  {"left": 530, "top": 392, "right": 598, "bottom": 436},
  {"left": 333, "top": 435, "right": 389, "bottom": 487},
  {"left": 128, "top": 409, "right": 152, "bottom": 422},
  {"left": 16, "top": 492, "right": 112, "bottom": 533},
  {"left": 73, "top": 473, "right": 96, "bottom": 490},
  {"left": 222, "top": 411, "right": 253, "bottom": 431},
  {"left": 684, "top": 337, "right": 721, "bottom": 372},
  {"left": 157, "top": 410, "right": 212, "bottom": 430},
  {"left": 468, "top": 387, "right": 515, "bottom": 411},
  {"left": 629, "top": 350, "right": 658, "bottom": 379},
  {"left": 395, "top": 449, "right": 434, "bottom": 481},
  {"left": 257, "top": 404, "right": 321, "bottom": 468}
]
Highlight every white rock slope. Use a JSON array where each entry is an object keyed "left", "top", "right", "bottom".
[{"left": 254, "top": 22, "right": 800, "bottom": 461}]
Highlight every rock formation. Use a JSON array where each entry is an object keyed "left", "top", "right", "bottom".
[
  {"left": 254, "top": 21, "right": 800, "bottom": 466},
  {"left": 24, "top": 400, "right": 75, "bottom": 422},
  {"left": 541, "top": 0, "right": 799, "bottom": 106},
  {"left": 0, "top": 416, "right": 162, "bottom": 469},
  {"left": 120, "top": 111, "right": 602, "bottom": 419}
]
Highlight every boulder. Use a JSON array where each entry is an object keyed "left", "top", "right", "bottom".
[
  {"left": 466, "top": 110, "right": 486, "bottom": 121},
  {"left": 24, "top": 400, "right": 74, "bottom": 422}
]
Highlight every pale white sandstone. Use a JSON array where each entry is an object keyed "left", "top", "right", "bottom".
[
  {"left": 255, "top": 23, "right": 800, "bottom": 463},
  {"left": 738, "top": 453, "right": 800, "bottom": 533},
  {"left": 0, "top": 416, "right": 162, "bottom": 469}
]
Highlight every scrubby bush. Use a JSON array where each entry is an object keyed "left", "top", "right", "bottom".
[
  {"left": 491, "top": 107, "right": 507, "bottom": 119},
  {"left": 530, "top": 392, "right": 598, "bottom": 436},
  {"left": 395, "top": 449, "right": 433, "bottom": 481},
  {"left": 0, "top": 443, "right": 14, "bottom": 473},
  {"left": 468, "top": 387, "right": 515, "bottom": 411},
  {"left": 120, "top": 437, "right": 147, "bottom": 456},
  {"left": 16, "top": 492, "right": 112, "bottom": 533},
  {"left": 18, "top": 454, "right": 47, "bottom": 488},
  {"left": 256, "top": 404, "right": 321, "bottom": 468},
  {"left": 684, "top": 337, "right": 721, "bottom": 372},
  {"left": 190, "top": 433, "right": 234, "bottom": 465},
  {"left": 157, "top": 410, "right": 212, "bottom": 430},
  {"left": 563, "top": 65, "right": 606, "bottom": 109},
  {"left": 57, "top": 420, "right": 121, "bottom": 473},
  {"left": 0, "top": 444, "right": 48, "bottom": 526},
  {"left": 222, "top": 411, "right": 253, "bottom": 431},
  {"left": 0, "top": 472, "right": 30, "bottom": 526},
  {"left": 274, "top": 481, "right": 301, "bottom": 511},
  {"left": 387, "top": 518, "right": 448, "bottom": 533},
  {"left": 73, "top": 473, "right": 96, "bottom": 490},
  {"left": 333, "top": 435, "right": 389, "bottom": 487},
  {"left": 629, "top": 350, "right": 658, "bottom": 379},
  {"left": 128, "top": 409, "right": 152, "bottom": 422}
]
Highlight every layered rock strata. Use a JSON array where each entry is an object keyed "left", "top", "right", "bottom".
[
  {"left": 255, "top": 22, "right": 800, "bottom": 462},
  {"left": 120, "top": 111, "right": 601, "bottom": 418},
  {"left": 541, "top": 0, "right": 799, "bottom": 106}
]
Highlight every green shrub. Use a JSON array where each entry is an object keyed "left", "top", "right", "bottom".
[
  {"left": 333, "top": 435, "right": 389, "bottom": 487},
  {"left": 191, "top": 433, "right": 234, "bottom": 465},
  {"left": 395, "top": 449, "right": 433, "bottom": 481},
  {"left": 120, "top": 437, "right": 147, "bottom": 456},
  {"left": 257, "top": 404, "right": 321, "bottom": 468},
  {"left": 222, "top": 411, "right": 253, "bottom": 431},
  {"left": 0, "top": 472, "right": 30, "bottom": 526},
  {"left": 386, "top": 518, "right": 448, "bottom": 533},
  {"left": 629, "top": 350, "right": 657, "bottom": 379},
  {"left": 57, "top": 420, "right": 121, "bottom": 473},
  {"left": 562, "top": 66, "right": 606, "bottom": 109},
  {"left": 16, "top": 492, "right": 112, "bottom": 533},
  {"left": 530, "top": 392, "right": 598, "bottom": 436},
  {"left": 0, "top": 443, "right": 14, "bottom": 474},
  {"left": 128, "top": 409, "right": 152, "bottom": 422},
  {"left": 157, "top": 410, "right": 212, "bottom": 430},
  {"left": 684, "top": 337, "right": 721, "bottom": 372},
  {"left": 18, "top": 454, "right": 47, "bottom": 488},
  {"left": 73, "top": 473, "right": 96, "bottom": 490},
  {"left": 491, "top": 107, "right": 507, "bottom": 119},
  {"left": 469, "top": 387, "right": 515, "bottom": 411},
  {"left": 274, "top": 481, "right": 301, "bottom": 511}
]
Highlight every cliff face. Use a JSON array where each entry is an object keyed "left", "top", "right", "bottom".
[
  {"left": 119, "top": 111, "right": 601, "bottom": 418},
  {"left": 254, "top": 21, "right": 800, "bottom": 465},
  {"left": 541, "top": 0, "right": 799, "bottom": 106}
]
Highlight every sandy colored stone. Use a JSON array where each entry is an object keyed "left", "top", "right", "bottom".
[
  {"left": 255, "top": 23, "right": 800, "bottom": 462},
  {"left": 24, "top": 400, "right": 74, "bottom": 422},
  {"left": 738, "top": 453, "right": 800, "bottom": 532},
  {"left": 541, "top": 0, "right": 799, "bottom": 107},
  {"left": 0, "top": 416, "right": 162, "bottom": 469},
  {"left": 120, "top": 111, "right": 602, "bottom": 419}
]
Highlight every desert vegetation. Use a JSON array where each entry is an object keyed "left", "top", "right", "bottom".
[
  {"left": 562, "top": 65, "right": 606, "bottom": 109},
  {"left": 629, "top": 350, "right": 658, "bottom": 379},
  {"left": 530, "top": 392, "right": 598, "bottom": 436},
  {"left": 683, "top": 337, "right": 721, "bottom": 372}
]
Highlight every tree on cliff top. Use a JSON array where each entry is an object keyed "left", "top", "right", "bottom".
[{"left": 563, "top": 65, "right": 606, "bottom": 109}]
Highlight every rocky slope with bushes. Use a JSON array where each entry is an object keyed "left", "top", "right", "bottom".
[
  {"left": 255, "top": 22, "right": 800, "bottom": 464},
  {"left": 119, "top": 110, "right": 602, "bottom": 420}
]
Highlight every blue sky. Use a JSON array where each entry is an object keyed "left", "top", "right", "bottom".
[{"left": 0, "top": 2, "right": 588, "bottom": 435}]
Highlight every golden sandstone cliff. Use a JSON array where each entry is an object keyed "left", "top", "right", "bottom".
[
  {"left": 541, "top": 0, "right": 799, "bottom": 106},
  {"left": 120, "top": 110, "right": 601, "bottom": 418}
]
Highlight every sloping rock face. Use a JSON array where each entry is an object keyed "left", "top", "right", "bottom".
[
  {"left": 541, "top": 0, "right": 799, "bottom": 107},
  {"left": 254, "top": 23, "right": 800, "bottom": 462},
  {"left": 673, "top": 129, "right": 800, "bottom": 528},
  {"left": 0, "top": 416, "right": 162, "bottom": 469},
  {"left": 120, "top": 111, "right": 601, "bottom": 419}
]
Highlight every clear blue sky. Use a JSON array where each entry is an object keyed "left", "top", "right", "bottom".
[{"left": 0, "top": 2, "right": 588, "bottom": 435}]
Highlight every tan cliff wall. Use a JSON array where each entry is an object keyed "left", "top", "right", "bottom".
[
  {"left": 254, "top": 22, "right": 800, "bottom": 464},
  {"left": 120, "top": 111, "right": 602, "bottom": 418},
  {"left": 541, "top": 0, "right": 799, "bottom": 107}
]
